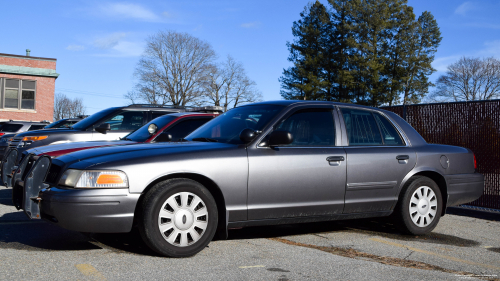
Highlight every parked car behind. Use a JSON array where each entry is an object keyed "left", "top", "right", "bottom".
[
  {"left": 0, "top": 121, "right": 50, "bottom": 159},
  {"left": 43, "top": 116, "right": 88, "bottom": 129},
  {"left": 14, "top": 101, "right": 484, "bottom": 258},
  {"left": 5, "top": 112, "right": 219, "bottom": 188}
]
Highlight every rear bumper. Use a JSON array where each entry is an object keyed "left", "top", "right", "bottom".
[
  {"left": 445, "top": 173, "right": 484, "bottom": 207},
  {"left": 39, "top": 187, "right": 140, "bottom": 233}
]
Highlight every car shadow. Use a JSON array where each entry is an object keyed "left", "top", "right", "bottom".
[{"left": 0, "top": 188, "right": 13, "bottom": 207}]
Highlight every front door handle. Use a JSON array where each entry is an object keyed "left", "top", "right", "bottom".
[
  {"left": 327, "top": 156, "right": 345, "bottom": 162},
  {"left": 396, "top": 155, "right": 409, "bottom": 160}
]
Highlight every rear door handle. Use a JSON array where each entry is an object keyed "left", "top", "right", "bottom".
[
  {"left": 396, "top": 155, "right": 409, "bottom": 160},
  {"left": 327, "top": 156, "right": 345, "bottom": 162}
]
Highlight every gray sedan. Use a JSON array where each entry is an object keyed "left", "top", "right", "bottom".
[{"left": 18, "top": 101, "right": 484, "bottom": 258}]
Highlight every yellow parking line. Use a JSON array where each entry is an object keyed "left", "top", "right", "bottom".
[
  {"left": 75, "top": 264, "right": 106, "bottom": 280},
  {"left": 239, "top": 265, "right": 265, "bottom": 269},
  {"left": 369, "top": 237, "right": 500, "bottom": 271}
]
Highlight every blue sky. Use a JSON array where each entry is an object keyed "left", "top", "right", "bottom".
[{"left": 1, "top": 0, "right": 499, "bottom": 114}]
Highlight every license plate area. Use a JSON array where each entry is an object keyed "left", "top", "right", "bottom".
[{"left": 22, "top": 156, "right": 51, "bottom": 219}]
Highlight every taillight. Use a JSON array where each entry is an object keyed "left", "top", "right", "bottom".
[
  {"left": 0, "top": 133, "right": 4, "bottom": 136},
  {"left": 473, "top": 153, "right": 477, "bottom": 170}
]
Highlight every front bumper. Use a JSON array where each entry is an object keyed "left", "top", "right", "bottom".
[
  {"left": 39, "top": 187, "right": 140, "bottom": 233},
  {"left": 445, "top": 173, "right": 484, "bottom": 207}
]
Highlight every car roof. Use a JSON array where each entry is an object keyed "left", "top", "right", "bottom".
[
  {"left": 166, "top": 112, "right": 218, "bottom": 118},
  {"left": 243, "top": 100, "right": 382, "bottom": 110}
]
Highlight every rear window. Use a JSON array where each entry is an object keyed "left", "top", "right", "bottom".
[
  {"left": 28, "top": 125, "right": 46, "bottom": 131},
  {"left": 0, "top": 124, "right": 23, "bottom": 132}
]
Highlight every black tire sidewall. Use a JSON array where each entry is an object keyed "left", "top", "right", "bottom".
[
  {"left": 399, "top": 176, "right": 443, "bottom": 235},
  {"left": 139, "top": 179, "right": 218, "bottom": 258}
]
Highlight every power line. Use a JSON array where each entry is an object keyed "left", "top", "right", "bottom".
[{"left": 55, "top": 88, "right": 125, "bottom": 99}]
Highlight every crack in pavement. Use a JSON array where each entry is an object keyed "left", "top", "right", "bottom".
[{"left": 268, "top": 237, "right": 499, "bottom": 281}]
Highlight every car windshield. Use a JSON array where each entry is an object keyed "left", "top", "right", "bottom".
[
  {"left": 124, "top": 115, "right": 177, "bottom": 142},
  {"left": 0, "top": 124, "right": 23, "bottom": 132},
  {"left": 71, "top": 108, "right": 118, "bottom": 130},
  {"left": 45, "top": 119, "right": 78, "bottom": 129},
  {"left": 185, "top": 105, "right": 284, "bottom": 144}
]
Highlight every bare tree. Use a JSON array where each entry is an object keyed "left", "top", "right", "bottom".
[
  {"left": 203, "top": 55, "right": 262, "bottom": 111},
  {"left": 53, "top": 93, "right": 86, "bottom": 121},
  {"left": 129, "top": 30, "right": 216, "bottom": 106},
  {"left": 432, "top": 57, "right": 500, "bottom": 102}
]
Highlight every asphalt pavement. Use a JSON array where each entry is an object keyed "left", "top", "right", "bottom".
[{"left": 0, "top": 186, "right": 499, "bottom": 281}]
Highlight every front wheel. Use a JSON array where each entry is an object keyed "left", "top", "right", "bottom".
[
  {"left": 393, "top": 176, "right": 443, "bottom": 235},
  {"left": 138, "top": 178, "right": 218, "bottom": 257}
]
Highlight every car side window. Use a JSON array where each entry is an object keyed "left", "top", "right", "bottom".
[
  {"left": 158, "top": 118, "right": 211, "bottom": 142},
  {"left": 276, "top": 108, "right": 335, "bottom": 147},
  {"left": 373, "top": 113, "right": 404, "bottom": 145},
  {"left": 28, "top": 125, "right": 46, "bottom": 131},
  {"left": 100, "top": 111, "right": 145, "bottom": 131},
  {"left": 341, "top": 108, "right": 383, "bottom": 146}
]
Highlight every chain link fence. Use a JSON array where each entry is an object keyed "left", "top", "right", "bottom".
[{"left": 382, "top": 100, "right": 500, "bottom": 210}]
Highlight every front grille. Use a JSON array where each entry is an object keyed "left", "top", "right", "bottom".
[
  {"left": 9, "top": 137, "right": 22, "bottom": 149},
  {"left": 45, "top": 163, "right": 62, "bottom": 185}
]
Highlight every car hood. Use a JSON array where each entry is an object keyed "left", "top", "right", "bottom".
[
  {"left": 55, "top": 142, "right": 237, "bottom": 168},
  {"left": 15, "top": 128, "right": 79, "bottom": 137},
  {"left": 28, "top": 140, "right": 137, "bottom": 156}
]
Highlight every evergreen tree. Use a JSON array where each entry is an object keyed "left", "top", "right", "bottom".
[
  {"left": 281, "top": 0, "right": 441, "bottom": 106},
  {"left": 279, "top": 1, "right": 331, "bottom": 100}
]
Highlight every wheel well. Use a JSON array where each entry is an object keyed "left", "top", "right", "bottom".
[
  {"left": 412, "top": 171, "right": 448, "bottom": 215},
  {"left": 134, "top": 173, "right": 228, "bottom": 239}
]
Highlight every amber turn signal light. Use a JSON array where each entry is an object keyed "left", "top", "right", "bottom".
[
  {"left": 22, "top": 136, "right": 48, "bottom": 141},
  {"left": 96, "top": 174, "right": 124, "bottom": 185}
]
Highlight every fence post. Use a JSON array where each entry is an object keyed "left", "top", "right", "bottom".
[{"left": 403, "top": 104, "right": 407, "bottom": 121}]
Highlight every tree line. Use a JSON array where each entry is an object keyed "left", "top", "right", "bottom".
[
  {"left": 125, "top": 31, "right": 262, "bottom": 111},
  {"left": 280, "top": 0, "right": 442, "bottom": 106}
]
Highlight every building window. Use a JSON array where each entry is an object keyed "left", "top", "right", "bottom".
[{"left": 1, "top": 78, "right": 36, "bottom": 110}]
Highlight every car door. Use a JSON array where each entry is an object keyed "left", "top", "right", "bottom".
[
  {"left": 247, "top": 105, "right": 346, "bottom": 220},
  {"left": 339, "top": 107, "right": 416, "bottom": 213},
  {"left": 92, "top": 111, "right": 147, "bottom": 141}
]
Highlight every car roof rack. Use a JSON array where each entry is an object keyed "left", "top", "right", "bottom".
[
  {"left": 127, "top": 104, "right": 186, "bottom": 109},
  {"left": 186, "top": 106, "right": 224, "bottom": 113}
]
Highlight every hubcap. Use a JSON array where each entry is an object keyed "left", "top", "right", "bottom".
[
  {"left": 158, "top": 192, "right": 208, "bottom": 247},
  {"left": 409, "top": 186, "right": 438, "bottom": 227}
]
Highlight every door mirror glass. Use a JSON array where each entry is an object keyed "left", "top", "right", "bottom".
[
  {"left": 95, "top": 123, "right": 111, "bottom": 134},
  {"left": 155, "top": 132, "right": 173, "bottom": 142},
  {"left": 268, "top": 130, "right": 293, "bottom": 147},
  {"left": 239, "top": 128, "right": 257, "bottom": 143}
]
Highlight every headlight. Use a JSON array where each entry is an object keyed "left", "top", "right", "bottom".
[
  {"left": 59, "top": 169, "right": 128, "bottom": 188},
  {"left": 17, "top": 136, "right": 48, "bottom": 148}
]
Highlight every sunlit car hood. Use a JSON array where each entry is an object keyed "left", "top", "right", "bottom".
[
  {"left": 28, "top": 140, "right": 136, "bottom": 155},
  {"left": 15, "top": 128, "right": 78, "bottom": 137},
  {"left": 54, "top": 142, "right": 236, "bottom": 168}
]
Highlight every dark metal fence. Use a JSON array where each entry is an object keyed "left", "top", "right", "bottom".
[{"left": 382, "top": 100, "right": 500, "bottom": 210}]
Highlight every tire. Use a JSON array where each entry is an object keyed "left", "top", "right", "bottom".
[
  {"left": 393, "top": 176, "right": 443, "bottom": 235},
  {"left": 138, "top": 178, "right": 218, "bottom": 257}
]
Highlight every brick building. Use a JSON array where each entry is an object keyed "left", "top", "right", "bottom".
[{"left": 0, "top": 50, "right": 58, "bottom": 122}]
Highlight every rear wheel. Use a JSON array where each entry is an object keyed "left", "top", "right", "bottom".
[
  {"left": 138, "top": 178, "right": 218, "bottom": 257},
  {"left": 393, "top": 176, "right": 443, "bottom": 235}
]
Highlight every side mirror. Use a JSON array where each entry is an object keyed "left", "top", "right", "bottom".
[
  {"left": 155, "top": 132, "right": 173, "bottom": 142},
  {"left": 268, "top": 130, "right": 293, "bottom": 147},
  {"left": 95, "top": 123, "right": 111, "bottom": 134},
  {"left": 239, "top": 128, "right": 256, "bottom": 143}
]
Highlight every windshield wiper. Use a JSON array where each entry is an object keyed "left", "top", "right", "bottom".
[
  {"left": 191, "top": 137, "right": 218, "bottom": 142},
  {"left": 120, "top": 137, "right": 134, "bottom": 141}
]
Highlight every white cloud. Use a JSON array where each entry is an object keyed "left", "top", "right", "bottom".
[
  {"left": 240, "top": 21, "right": 261, "bottom": 28},
  {"left": 479, "top": 40, "right": 500, "bottom": 58},
  {"left": 66, "top": 44, "right": 85, "bottom": 51},
  {"left": 93, "top": 32, "right": 127, "bottom": 49},
  {"left": 92, "top": 32, "right": 143, "bottom": 57},
  {"left": 98, "top": 3, "right": 161, "bottom": 22},
  {"left": 432, "top": 55, "right": 462, "bottom": 72},
  {"left": 455, "top": 2, "right": 475, "bottom": 15}
]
